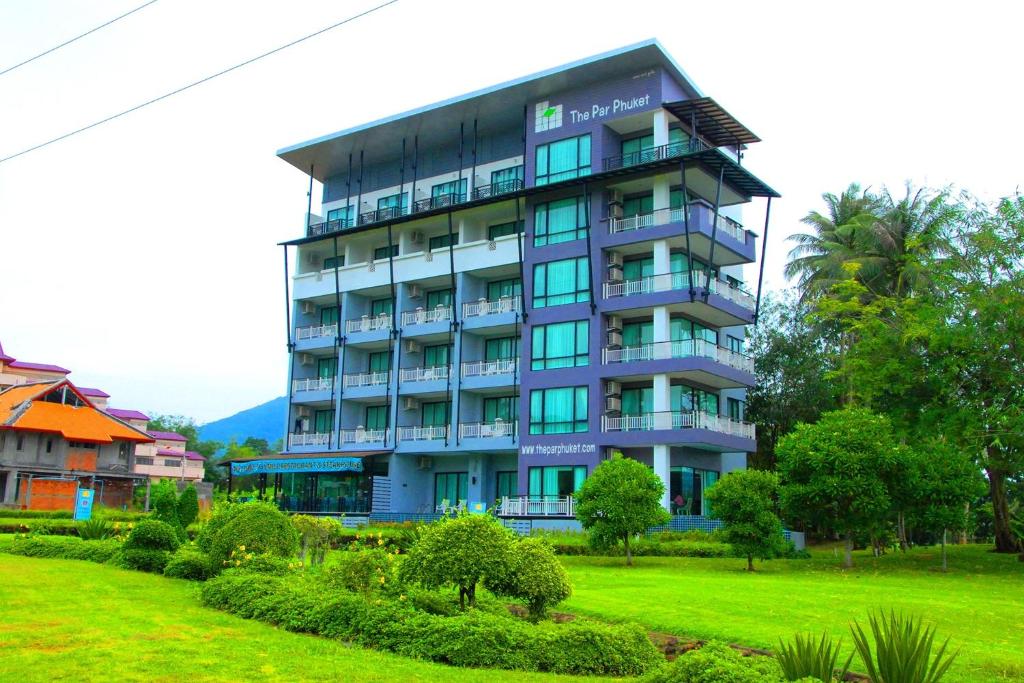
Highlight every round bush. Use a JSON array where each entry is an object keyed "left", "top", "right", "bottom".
[
  {"left": 326, "top": 548, "right": 396, "bottom": 594},
  {"left": 234, "top": 553, "right": 294, "bottom": 575},
  {"left": 120, "top": 548, "right": 171, "bottom": 573},
  {"left": 196, "top": 500, "right": 277, "bottom": 553},
  {"left": 164, "top": 548, "right": 211, "bottom": 580},
  {"left": 643, "top": 641, "right": 784, "bottom": 683},
  {"left": 485, "top": 537, "right": 571, "bottom": 619},
  {"left": 208, "top": 504, "right": 298, "bottom": 572},
  {"left": 124, "top": 519, "right": 181, "bottom": 552}
]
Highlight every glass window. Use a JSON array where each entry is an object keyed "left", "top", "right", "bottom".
[
  {"left": 314, "top": 409, "right": 333, "bottom": 433},
  {"left": 488, "top": 220, "right": 524, "bottom": 240},
  {"left": 485, "top": 336, "right": 518, "bottom": 361},
  {"left": 528, "top": 465, "right": 587, "bottom": 497},
  {"left": 727, "top": 335, "right": 743, "bottom": 353},
  {"left": 496, "top": 471, "right": 517, "bottom": 500},
  {"left": 435, "top": 472, "right": 468, "bottom": 507},
  {"left": 534, "top": 196, "right": 589, "bottom": 247},
  {"left": 622, "top": 193, "right": 654, "bottom": 217},
  {"left": 531, "top": 320, "right": 589, "bottom": 370},
  {"left": 727, "top": 397, "right": 743, "bottom": 421},
  {"left": 623, "top": 257, "right": 654, "bottom": 282},
  {"left": 487, "top": 278, "right": 521, "bottom": 301},
  {"left": 669, "top": 466, "right": 718, "bottom": 516},
  {"left": 430, "top": 179, "right": 467, "bottom": 206},
  {"left": 320, "top": 306, "right": 339, "bottom": 326},
  {"left": 428, "top": 232, "right": 459, "bottom": 250},
  {"left": 423, "top": 344, "right": 451, "bottom": 368},
  {"left": 533, "top": 257, "right": 590, "bottom": 308},
  {"left": 370, "top": 298, "right": 393, "bottom": 317},
  {"left": 622, "top": 387, "right": 653, "bottom": 416},
  {"left": 535, "top": 134, "right": 591, "bottom": 185},
  {"left": 422, "top": 401, "right": 451, "bottom": 427},
  {"left": 374, "top": 245, "right": 398, "bottom": 260},
  {"left": 377, "top": 193, "right": 408, "bottom": 216},
  {"left": 323, "top": 255, "right": 343, "bottom": 269},
  {"left": 622, "top": 321, "right": 653, "bottom": 348},
  {"left": 491, "top": 166, "right": 524, "bottom": 190},
  {"left": 621, "top": 128, "right": 687, "bottom": 165},
  {"left": 673, "top": 318, "right": 717, "bottom": 345},
  {"left": 327, "top": 205, "right": 354, "bottom": 226},
  {"left": 317, "top": 358, "right": 337, "bottom": 379},
  {"left": 672, "top": 384, "right": 719, "bottom": 415},
  {"left": 483, "top": 396, "right": 518, "bottom": 422},
  {"left": 426, "top": 288, "right": 453, "bottom": 310},
  {"left": 365, "top": 405, "right": 389, "bottom": 430},
  {"left": 368, "top": 350, "right": 391, "bottom": 373},
  {"left": 529, "top": 386, "right": 588, "bottom": 434}
]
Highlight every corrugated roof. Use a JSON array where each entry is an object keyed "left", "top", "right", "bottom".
[
  {"left": 106, "top": 408, "right": 151, "bottom": 421},
  {"left": 148, "top": 430, "right": 187, "bottom": 442}
]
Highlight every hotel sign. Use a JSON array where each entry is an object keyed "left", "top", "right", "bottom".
[
  {"left": 519, "top": 443, "right": 598, "bottom": 457},
  {"left": 568, "top": 94, "right": 652, "bottom": 124},
  {"left": 230, "top": 458, "right": 364, "bottom": 476}
]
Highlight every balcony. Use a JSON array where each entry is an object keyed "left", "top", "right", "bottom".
[
  {"left": 342, "top": 371, "right": 390, "bottom": 389},
  {"left": 461, "top": 358, "right": 517, "bottom": 378},
  {"left": 463, "top": 296, "right": 521, "bottom": 318},
  {"left": 293, "top": 377, "right": 334, "bottom": 393},
  {"left": 296, "top": 324, "right": 338, "bottom": 341},
  {"left": 359, "top": 206, "right": 406, "bottom": 226},
  {"left": 401, "top": 305, "right": 452, "bottom": 327},
  {"left": 471, "top": 178, "right": 524, "bottom": 200},
  {"left": 498, "top": 495, "right": 575, "bottom": 517},
  {"left": 306, "top": 217, "right": 353, "bottom": 238},
  {"left": 340, "top": 428, "right": 390, "bottom": 445},
  {"left": 345, "top": 313, "right": 392, "bottom": 334},
  {"left": 397, "top": 425, "right": 449, "bottom": 442},
  {"left": 601, "top": 410, "right": 755, "bottom": 440},
  {"left": 399, "top": 365, "right": 450, "bottom": 383},
  {"left": 602, "top": 139, "right": 710, "bottom": 172},
  {"left": 413, "top": 193, "right": 466, "bottom": 213},
  {"left": 603, "top": 272, "right": 755, "bottom": 311},
  {"left": 288, "top": 432, "right": 330, "bottom": 448},
  {"left": 603, "top": 339, "right": 753, "bottom": 374},
  {"left": 458, "top": 420, "right": 517, "bottom": 439},
  {"left": 609, "top": 205, "right": 746, "bottom": 244}
]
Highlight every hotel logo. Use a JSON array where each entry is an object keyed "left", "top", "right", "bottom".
[{"left": 534, "top": 101, "right": 562, "bottom": 132}]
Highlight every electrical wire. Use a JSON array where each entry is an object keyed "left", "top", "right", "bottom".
[
  {"left": 0, "top": 0, "right": 161, "bottom": 77},
  {"left": 0, "top": 0, "right": 399, "bottom": 165}
]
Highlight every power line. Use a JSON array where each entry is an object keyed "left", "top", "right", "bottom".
[
  {"left": 0, "top": 0, "right": 161, "bottom": 77},
  {"left": 0, "top": 0, "right": 399, "bottom": 165}
]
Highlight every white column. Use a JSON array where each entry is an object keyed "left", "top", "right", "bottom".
[
  {"left": 652, "top": 109, "right": 669, "bottom": 146},
  {"left": 653, "top": 238, "right": 670, "bottom": 277},
  {"left": 653, "top": 306, "right": 670, "bottom": 344},
  {"left": 654, "top": 445, "right": 670, "bottom": 510}
]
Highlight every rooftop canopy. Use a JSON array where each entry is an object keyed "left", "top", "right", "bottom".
[{"left": 663, "top": 97, "right": 761, "bottom": 147}]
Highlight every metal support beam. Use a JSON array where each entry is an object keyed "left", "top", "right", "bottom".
[
  {"left": 753, "top": 196, "right": 772, "bottom": 325},
  {"left": 703, "top": 165, "right": 725, "bottom": 302},
  {"left": 680, "top": 159, "right": 696, "bottom": 300},
  {"left": 384, "top": 221, "right": 398, "bottom": 448},
  {"left": 582, "top": 181, "right": 597, "bottom": 315},
  {"left": 514, "top": 194, "right": 527, "bottom": 322}
]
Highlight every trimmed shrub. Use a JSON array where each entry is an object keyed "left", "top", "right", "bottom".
[
  {"left": 164, "top": 548, "right": 212, "bottom": 580},
  {"left": 235, "top": 552, "right": 295, "bottom": 575},
  {"left": 208, "top": 504, "right": 298, "bottom": 573},
  {"left": 196, "top": 500, "right": 274, "bottom": 553},
  {"left": 120, "top": 548, "right": 171, "bottom": 573},
  {"left": 3, "top": 535, "right": 121, "bottom": 563},
  {"left": 326, "top": 548, "right": 398, "bottom": 595},
  {"left": 644, "top": 641, "right": 785, "bottom": 682},
  {"left": 151, "top": 481, "right": 185, "bottom": 539},
  {"left": 124, "top": 519, "right": 181, "bottom": 552},
  {"left": 485, "top": 537, "right": 571, "bottom": 620},
  {"left": 177, "top": 485, "right": 200, "bottom": 528},
  {"left": 539, "top": 619, "right": 660, "bottom": 676}
]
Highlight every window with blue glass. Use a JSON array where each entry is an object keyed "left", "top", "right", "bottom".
[
  {"left": 313, "top": 409, "right": 333, "bottom": 434},
  {"left": 488, "top": 220, "right": 524, "bottom": 240},
  {"left": 327, "top": 205, "right": 354, "bottom": 227},
  {"left": 429, "top": 232, "right": 459, "bottom": 250},
  {"left": 531, "top": 320, "right": 588, "bottom": 370},
  {"left": 435, "top": 472, "right": 467, "bottom": 508},
  {"left": 423, "top": 343, "right": 451, "bottom": 368},
  {"left": 486, "top": 277, "right": 521, "bottom": 301},
  {"left": 323, "top": 255, "right": 343, "bottom": 269},
  {"left": 374, "top": 245, "right": 398, "bottom": 260},
  {"left": 377, "top": 193, "right": 408, "bottom": 217},
  {"left": 368, "top": 350, "right": 391, "bottom": 373},
  {"left": 483, "top": 396, "right": 518, "bottom": 422},
  {"left": 320, "top": 306, "right": 339, "bottom": 326},
  {"left": 365, "top": 405, "right": 389, "bottom": 430},
  {"left": 490, "top": 165, "right": 524, "bottom": 192},
  {"left": 496, "top": 471, "right": 517, "bottom": 500},
  {"left": 533, "top": 257, "right": 590, "bottom": 308},
  {"left": 528, "top": 465, "right": 586, "bottom": 498},
  {"left": 430, "top": 179, "right": 467, "bottom": 207},
  {"left": 529, "top": 386, "right": 588, "bottom": 434},
  {"left": 727, "top": 397, "right": 743, "bottom": 421},
  {"left": 534, "top": 196, "right": 588, "bottom": 247},
  {"left": 426, "top": 288, "right": 453, "bottom": 310},
  {"left": 621, "top": 127, "right": 688, "bottom": 164},
  {"left": 485, "top": 336, "right": 518, "bottom": 361},
  {"left": 535, "top": 134, "right": 591, "bottom": 185},
  {"left": 422, "top": 401, "right": 451, "bottom": 427},
  {"left": 317, "top": 358, "right": 337, "bottom": 379},
  {"left": 370, "top": 298, "right": 393, "bottom": 317}
]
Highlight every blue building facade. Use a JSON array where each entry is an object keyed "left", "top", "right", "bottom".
[{"left": 266, "top": 40, "right": 777, "bottom": 522}]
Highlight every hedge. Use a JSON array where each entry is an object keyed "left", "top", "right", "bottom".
[
  {"left": 548, "top": 537, "right": 733, "bottom": 558},
  {"left": 164, "top": 548, "right": 212, "bottom": 581},
  {"left": 201, "top": 572, "right": 661, "bottom": 677},
  {"left": 0, "top": 535, "right": 122, "bottom": 563},
  {"left": 643, "top": 641, "right": 788, "bottom": 682},
  {"left": 0, "top": 509, "right": 146, "bottom": 521},
  {"left": 0, "top": 518, "right": 201, "bottom": 538}
]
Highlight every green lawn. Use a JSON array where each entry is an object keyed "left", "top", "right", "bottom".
[
  {"left": 560, "top": 544, "right": 1024, "bottom": 682},
  {"left": 0, "top": 554, "right": 596, "bottom": 683}
]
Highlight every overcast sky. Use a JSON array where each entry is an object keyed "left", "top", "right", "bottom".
[{"left": 1, "top": 0, "right": 1021, "bottom": 423}]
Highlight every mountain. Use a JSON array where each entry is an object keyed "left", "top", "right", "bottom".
[{"left": 199, "top": 396, "right": 287, "bottom": 446}]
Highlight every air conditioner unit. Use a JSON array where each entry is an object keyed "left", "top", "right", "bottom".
[
  {"left": 607, "top": 251, "right": 624, "bottom": 268},
  {"left": 610, "top": 203, "right": 624, "bottom": 220},
  {"left": 608, "top": 189, "right": 624, "bottom": 206},
  {"left": 404, "top": 339, "right": 421, "bottom": 354},
  {"left": 607, "top": 331, "right": 623, "bottom": 348},
  {"left": 403, "top": 396, "right": 419, "bottom": 411},
  {"left": 410, "top": 230, "right": 425, "bottom": 244},
  {"left": 296, "top": 406, "right": 312, "bottom": 418},
  {"left": 417, "top": 456, "right": 433, "bottom": 470},
  {"left": 607, "top": 315, "right": 623, "bottom": 332},
  {"left": 605, "top": 397, "right": 622, "bottom": 413},
  {"left": 298, "top": 353, "right": 314, "bottom": 366},
  {"left": 608, "top": 269, "right": 624, "bottom": 282},
  {"left": 408, "top": 284, "right": 423, "bottom": 298},
  {"left": 300, "top": 301, "right": 316, "bottom": 315},
  {"left": 605, "top": 380, "right": 621, "bottom": 397},
  {"left": 305, "top": 252, "right": 322, "bottom": 266}
]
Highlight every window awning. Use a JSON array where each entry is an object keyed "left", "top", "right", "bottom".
[{"left": 663, "top": 98, "right": 761, "bottom": 147}]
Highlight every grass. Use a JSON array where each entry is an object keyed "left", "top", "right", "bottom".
[
  {"left": 560, "top": 543, "right": 1024, "bottom": 682},
  {"left": 0, "top": 553, "right": 598, "bottom": 682}
]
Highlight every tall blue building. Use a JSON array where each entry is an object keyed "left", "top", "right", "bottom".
[{"left": 234, "top": 40, "right": 777, "bottom": 523}]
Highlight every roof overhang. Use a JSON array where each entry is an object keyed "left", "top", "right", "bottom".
[{"left": 663, "top": 98, "right": 761, "bottom": 147}]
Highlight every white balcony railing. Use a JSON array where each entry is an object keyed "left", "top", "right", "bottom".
[
  {"left": 602, "top": 272, "right": 755, "bottom": 310},
  {"left": 401, "top": 305, "right": 452, "bottom": 326},
  {"left": 288, "top": 432, "right": 331, "bottom": 447},
  {"left": 342, "top": 371, "right": 390, "bottom": 388},
  {"left": 458, "top": 420, "right": 517, "bottom": 439},
  {"left": 296, "top": 323, "right": 338, "bottom": 341},
  {"left": 399, "top": 365, "right": 449, "bottom": 383},
  {"left": 462, "top": 296, "right": 521, "bottom": 318},
  {"left": 498, "top": 495, "right": 575, "bottom": 517},
  {"left": 397, "top": 425, "right": 449, "bottom": 442},
  {"left": 602, "top": 339, "right": 753, "bottom": 373},
  {"left": 601, "top": 410, "right": 755, "bottom": 439},
  {"left": 340, "top": 428, "right": 390, "bottom": 444},
  {"left": 608, "top": 205, "right": 746, "bottom": 243},
  {"left": 345, "top": 314, "right": 392, "bottom": 334},
  {"left": 292, "top": 377, "right": 334, "bottom": 393},
  {"left": 461, "top": 358, "right": 518, "bottom": 378}
]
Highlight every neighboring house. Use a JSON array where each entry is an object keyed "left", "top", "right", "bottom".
[
  {"left": 133, "top": 429, "right": 205, "bottom": 483},
  {"left": 77, "top": 387, "right": 110, "bottom": 410},
  {"left": 0, "top": 340, "right": 70, "bottom": 390},
  {"left": 0, "top": 379, "right": 153, "bottom": 509}
]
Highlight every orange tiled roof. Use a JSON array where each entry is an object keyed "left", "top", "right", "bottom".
[{"left": 0, "top": 383, "right": 47, "bottom": 421}]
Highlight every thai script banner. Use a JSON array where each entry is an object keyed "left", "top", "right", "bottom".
[{"left": 231, "top": 458, "right": 363, "bottom": 476}]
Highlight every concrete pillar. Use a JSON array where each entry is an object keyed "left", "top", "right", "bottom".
[
  {"left": 652, "top": 109, "right": 669, "bottom": 146},
  {"left": 653, "top": 238, "right": 670, "bottom": 276},
  {"left": 653, "top": 306, "right": 670, "bottom": 344},
  {"left": 653, "top": 373, "right": 671, "bottom": 412},
  {"left": 2, "top": 469, "right": 17, "bottom": 504},
  {"left": 467, "top": 454, "right": 485, "bottom": 505},
  {"left": 653, "top": 445, "right": 670, "bottom": 511}
]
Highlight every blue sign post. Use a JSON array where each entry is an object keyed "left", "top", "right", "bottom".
[{"left": 74, "top": 488, "right": 95, "bottom": 521}]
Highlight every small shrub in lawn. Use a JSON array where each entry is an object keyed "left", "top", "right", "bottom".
[
  {"left": 234, "top": 551, "right": 296, "bottom": 575},
  {"left": 119, "top": 548, "right": 171, "bottom": 573},
  {"left": 325, "top": 548, "right": 398, "bottom": 594},
  {"left": 78, "top": 518, "right": 114, "bottom": 540},
  {"left": 151, "top": 481, "right": 186, "bottom": 540},
  {"left": 644, "top": 641, "right": 786, "bottom": 682},
  {"left": 195, "top": 499, "right": 261, "bottom": 552},
  {"left": 163, "top": 548, "right": 212, "bottom": 580},
  {"left": 292, "top": 514, "right": 341, "bottom": 566},
  {"left": 208, "top": 503, "right": 298, "bottom": 573},
  {"left": 124, "top": 519, "right": 180, "bottom": 552},
  {"left": 776, "top": 632, "right": 851, "bottom": 682},
  {"left": 176, "top": 485, "right": 200, "bottom": 528},
  {"left": 851, "top": 611, "right": 959, "bottom": 683},
  {"left": 485, "top": 536, "right": 571, "bottom": 620}
]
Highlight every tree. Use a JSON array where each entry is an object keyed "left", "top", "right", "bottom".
[
  {"left": 150, "top": 480, "right": 184, "bottom": 539},
  {"left": 704, "top": 469, "right": 786, "bottom": 571},
  {"left": 778, "top": 408, "right": 908, "bottom": 567},
  {"left": 242, "top": 437, "right": 272, "bottom": 455},
  {"left": 399, "top": 514, "right": 513, "bottom": 609},
  {"left": 484, "top": 537, "right": 571, "bottom": 620},
  {"left": 574, "top": 455, "right": 670, "bottom": 566},
  {"left": 148, "top": 414, "right": 221, "bottom": 466},
  {"left": 176, "top": 484, "right": 200, "bottom": 528}
]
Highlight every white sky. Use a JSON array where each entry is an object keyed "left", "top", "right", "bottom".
[{"left": 1, "top": 0, "right": 1021, "bottom": 423}]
